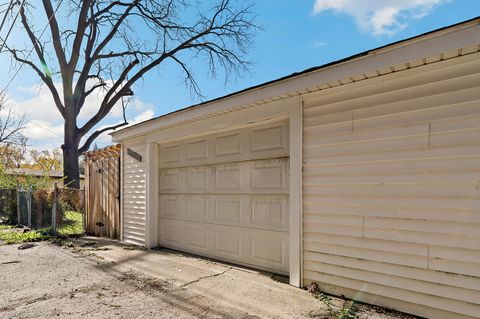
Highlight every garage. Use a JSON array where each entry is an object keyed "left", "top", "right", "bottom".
[
  {"left": 113, "top": 19, "right": 480, "bottom": 319},
  {"left": 157, "top": 120, "right": 290, "bottom": 274}
]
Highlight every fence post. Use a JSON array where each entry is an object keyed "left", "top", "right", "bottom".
[
  {"left": 27, "top": 186, "right": 32, "bottom": 228},
  {"left": 52, "top": 182, "right": 58, "bottom": 233},
  {"left": 82, "top": 186, "right": 86, "bottom": 234}
]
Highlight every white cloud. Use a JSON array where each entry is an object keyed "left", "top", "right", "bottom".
[
  {"left": 131, "top": 109, "right": 155, "bottom": 124},
  {"left": 312, "top": 0, "right": 449, "bottom": 36}
]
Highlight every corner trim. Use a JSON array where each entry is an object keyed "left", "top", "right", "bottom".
[
  {"left": 289, "top": 95, "right": 303, "bottom": 287},
  {"left": 145, "top": 141, "right": 159, "bottom": 248}
]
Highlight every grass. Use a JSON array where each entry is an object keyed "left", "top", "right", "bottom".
[
  {"left": 57, "top": 211, "right": 84, "bottom": 236},
  {"left": 0, "top": 210, "right": 84, "bottom": 244},
  {"left": 0, "top": 228, "right": 52, "bottom": 244}
]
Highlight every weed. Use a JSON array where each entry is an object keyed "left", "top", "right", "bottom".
[
  {"left": 306, "top": 282, "right": 358, "bottom": 319},
  {"left": 338, "top": 301, "right": 357, "bottom": 319}
]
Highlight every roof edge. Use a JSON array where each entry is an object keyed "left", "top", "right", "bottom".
[{"left": 111, "top": 16, "right": 480, "bottom": 140}]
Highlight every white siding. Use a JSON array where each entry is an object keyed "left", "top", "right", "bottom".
[
  {"left": 302, "top": 52, "right": 480, "bottom": 319},
  {"left": 122, "top": 141, "right": 146, "bottom": 246}
]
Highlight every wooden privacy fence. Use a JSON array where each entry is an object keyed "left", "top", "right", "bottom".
[{"left": 84, "top": 144, "right": 121, "bottom": 239}]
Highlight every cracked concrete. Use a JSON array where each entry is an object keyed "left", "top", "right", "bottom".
[
  {"left": 178, "top": 267, "right": 233, "bottom": 289},
  {"left": 73, "top": 237, "right": 327, "bottom": 318},
  {"left": 71, "top": 237, "right": 416, "bottom": 319}
]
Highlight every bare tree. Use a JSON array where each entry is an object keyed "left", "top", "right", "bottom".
[
  {"left": 2, "top": 0, "right": 257, "bottom": 188},
  {"left": 0, "top": 94, "right": 27, "bottom": 168}
]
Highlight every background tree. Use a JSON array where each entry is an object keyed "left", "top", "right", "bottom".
[
  {"left": 2, "top": 0, "right": 257, "bottom": 188},
  {"left": 27, "top": 149, "right": 63, "bottom": 171},
  {"left": 0, "top": 94, "right": 27, "bottom": 169}
]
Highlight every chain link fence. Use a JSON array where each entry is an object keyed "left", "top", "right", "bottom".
[
  {"left": 52, "top": 187, "right": 85, "bottom": 236},
  {"left": 1, "top": 186, "right": 85, "bottom": 236},
  {"left": 0, "top": 189, "right": 17, "bottom": 224}
]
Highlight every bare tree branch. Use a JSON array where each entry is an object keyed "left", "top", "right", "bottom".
[
  {"left": 18, "top": 4, "right": 65, "bottom": 117},
  {"left": 79, "top": 97, "right": 129, "bottom": 154},
  {"left": 2, "top": 0, "right": 258, "bottom": 187},
  {"left": 41, "top": 0, "right": 68, "bottom": 70},
  {"left": 0, "top": 94, "right": 27, "bottom": 156}
]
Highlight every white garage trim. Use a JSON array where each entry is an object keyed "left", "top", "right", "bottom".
[
  {"left": 288, "top": 96, "right": 303, "bottom": 286},
  {"left": 145, "top": 141, "right": 159, "bottom": 249}
]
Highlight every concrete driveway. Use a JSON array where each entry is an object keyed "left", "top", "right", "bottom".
[
  {"left": 0, "top": 238, "right": 414, "bottom": 318},
  {"left": 77, "top": 237, "right": 328, "bottom": 318}
]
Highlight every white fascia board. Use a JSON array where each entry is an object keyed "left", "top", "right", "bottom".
[{"left": 111, "top": 21, "right": 480, "bottom": 142}]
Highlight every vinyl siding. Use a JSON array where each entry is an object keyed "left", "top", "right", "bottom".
[
  {"left": 122, "top": 141, "right": 146, "bottom": 246},
  {"left": 302, "top": 52, "right": 480, "bottom": 319}
]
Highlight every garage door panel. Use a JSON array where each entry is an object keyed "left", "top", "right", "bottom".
[
  {"left": 160, "top": 194, "right": 289, "bottom": 232},
  {"left": 160, "top": 159, "right": 289, "bottom": 194},
  {"left": 162, "top": 144, "right": 182, "bottom": 164},
  {"left": 215, "top": 230, "right": 242, "bottom": 258},
  {"left": 214, "top": 164, "right": 242, "bottom": 190},
  {"left": 185, "top": 225, "right": 209, "bottom": 252},
  {"left": 251, "top": 159, "right": 289, "bottom": 191},
  {"left": 215, "top": 132, "right": 241, "bottom": 156},
  {"left": 214, "top": 197, "right": 242, "bottom": 223},
  {"left": 161, "top": 195, "right": 186, "bottom": 219},
  {"left": 251, "top": 196, "right": 289, "bottom": 230},
  {"left": 159, "top": 121, "right": 289, "bottom": 169},
  {"left": 186, "top": 196, "right": 208, "bottom": 221},
  {"left": 158, "top": 219, "right": 289, "bottom": 274},
  {"left": 251, "top": 123, "right": 287, "bottom": 152},
  {"left": 187, "top": 167, "right": 209, "bottom": 191},
  {"left": 186, "top": 139, "right": 209, "bottom": 160},
  {"left": 250, "top": 232, "right": 288, "bottom": 267},
  {"left": 161, "top": 221, "right": 184, "bottom": 245},
  {"left": 161, "top": 168, "right": 185, "bottom": 191}
]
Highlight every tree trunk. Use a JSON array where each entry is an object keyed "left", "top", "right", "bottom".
[
  {"left": 62, "top": 113, "right": 81, "bottom": 189},
  {"left": 63, "top": 140, "right": 80, "bottom": 189}
]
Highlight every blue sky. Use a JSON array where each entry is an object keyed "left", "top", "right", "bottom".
[{"left": 0, "top": 0, "right": 478, "bottom": 151}]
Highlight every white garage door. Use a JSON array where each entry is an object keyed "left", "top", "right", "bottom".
[{"left": 158, "top": 120, "right": 290, "bottom": 274}]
